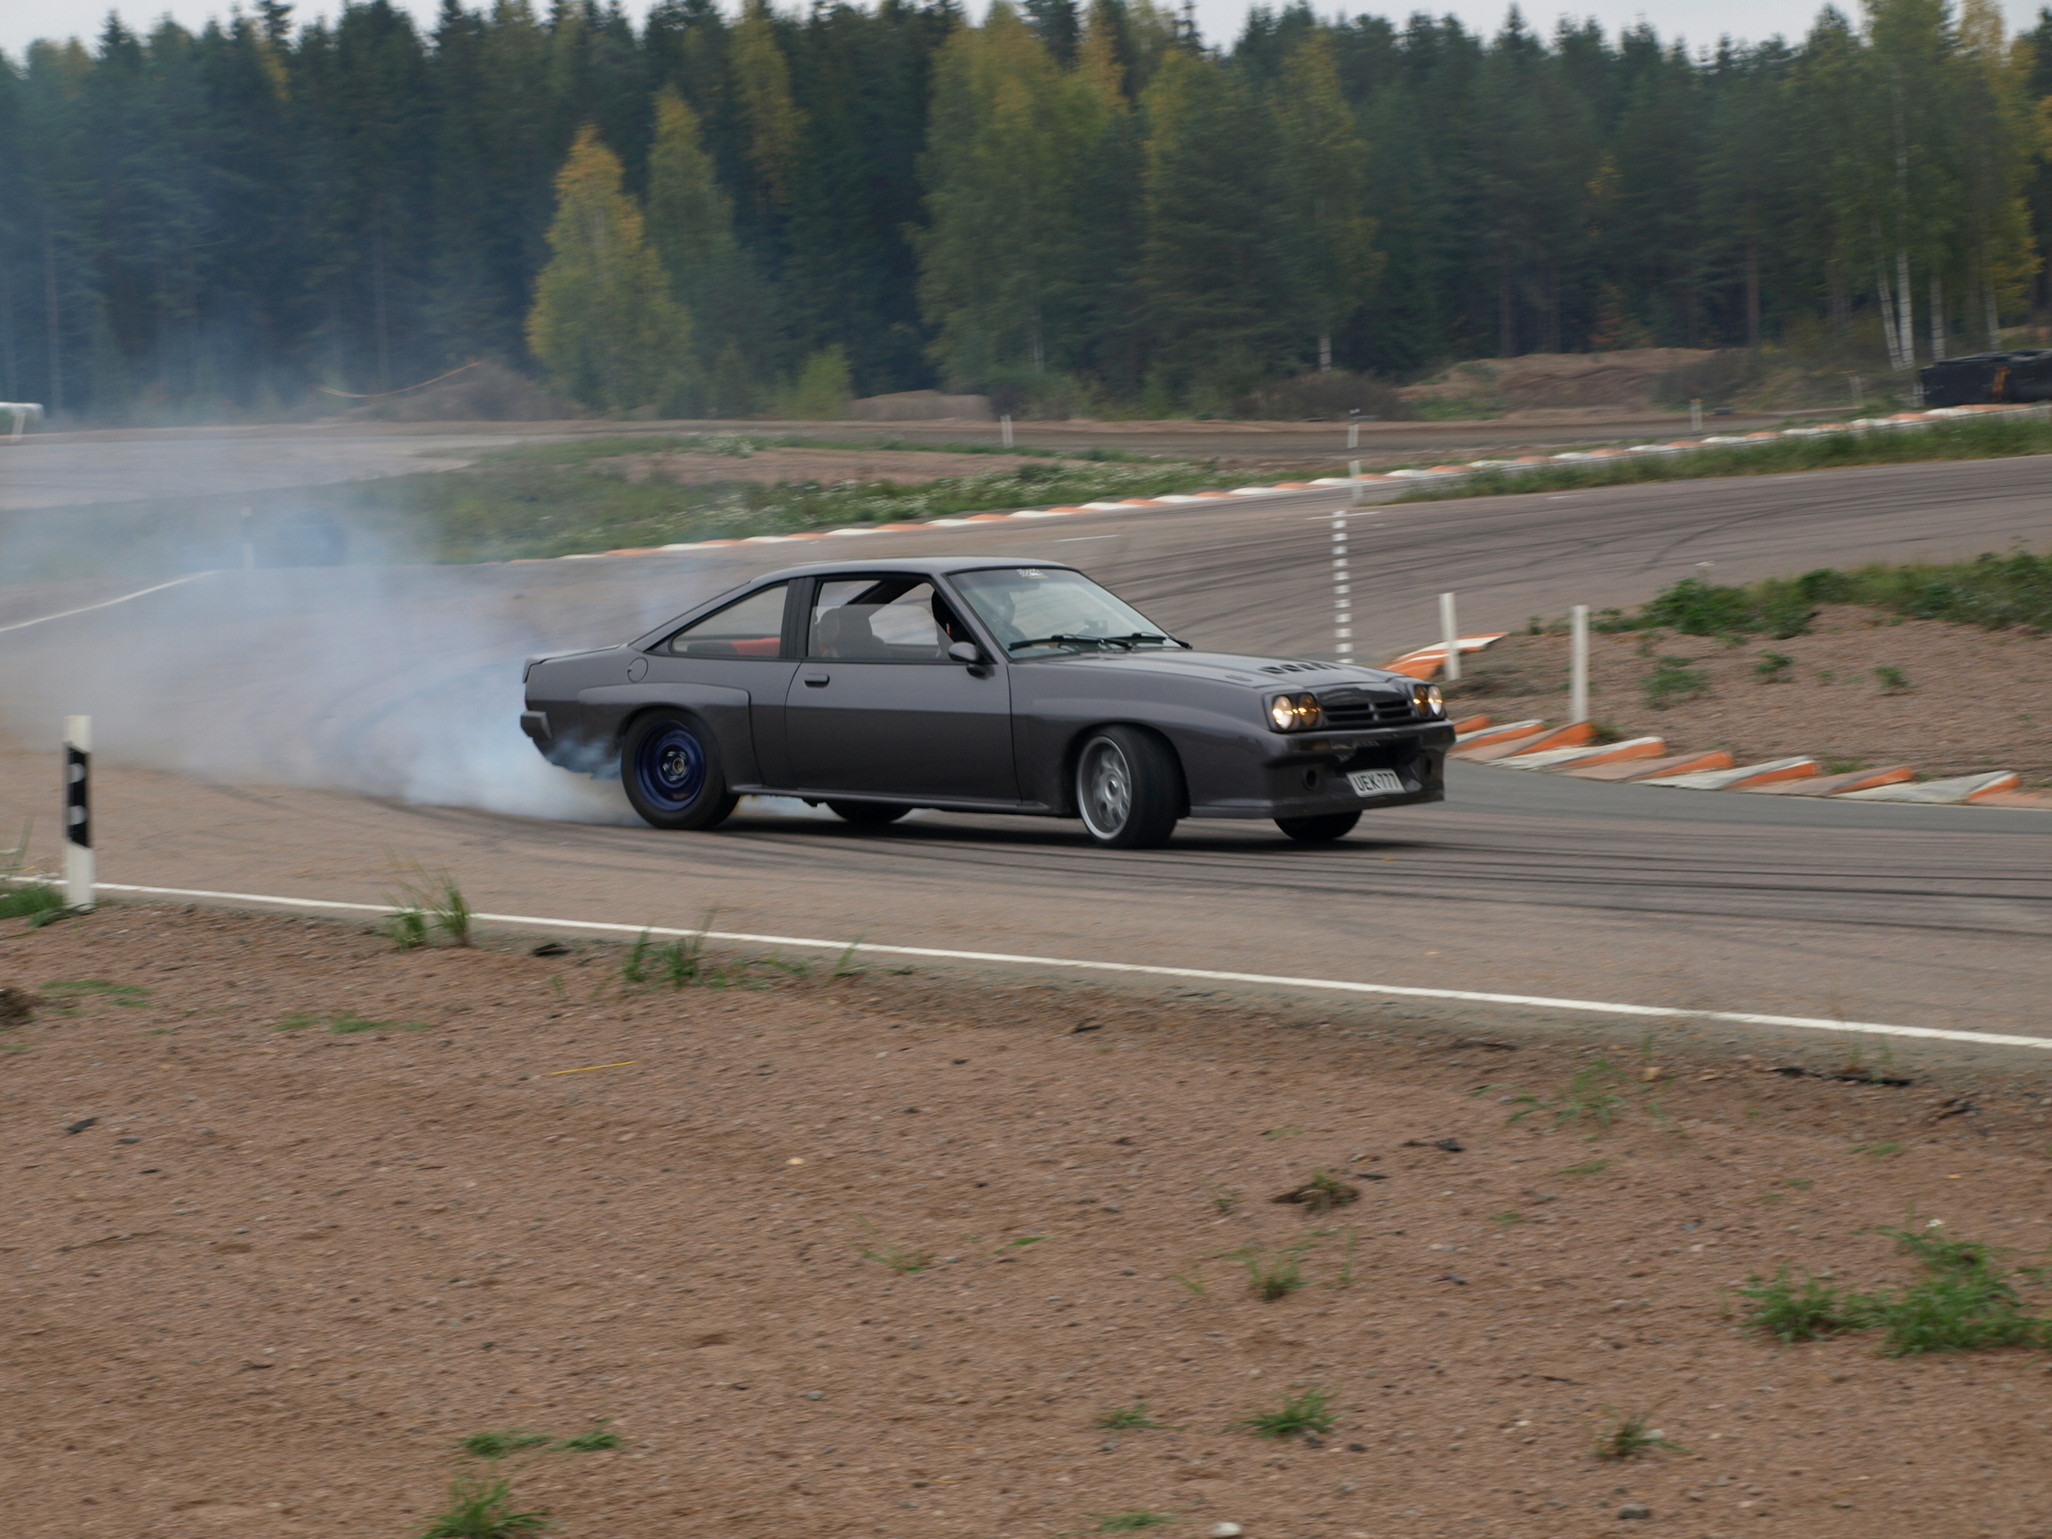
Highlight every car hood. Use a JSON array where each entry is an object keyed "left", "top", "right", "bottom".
[{"left": 1022, "top": 648, "right": 1417, "bottom": 691}]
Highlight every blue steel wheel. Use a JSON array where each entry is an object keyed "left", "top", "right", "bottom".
[{"left": 621, "top": 711, "right": 738, "bottom": 831}]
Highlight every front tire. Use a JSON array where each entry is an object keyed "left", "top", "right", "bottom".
[
  {"left": 1075, "top": 726, "right": 1182, "bottom": 849},
  {"left": 827, "top": 800, "right": 911, "bottom": 826},
  {"left": 1276, "top": 811, "right": 1361, "bottom": 843},
  {"left": 622, "top": 710, "right": 739, "bottom": 831}
]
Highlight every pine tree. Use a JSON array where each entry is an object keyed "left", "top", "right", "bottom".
[
  {"left": 526, "top": 125, "right": 693, "bottom": 410},
  {"left": 1271, "top": 32, "right": 1381, "bottom": 372},
  {"left": 646, "top": 86, "right": 763, "bottom": 409}
]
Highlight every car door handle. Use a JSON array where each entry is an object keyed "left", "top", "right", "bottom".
[{"left": 803, "top": 674, "right": 831, "bottom": 688}]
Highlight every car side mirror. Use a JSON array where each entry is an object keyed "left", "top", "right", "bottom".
[{"left": 947, "top": 640, "right": 983, "bottom": 665}]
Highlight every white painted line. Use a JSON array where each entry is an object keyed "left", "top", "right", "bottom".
[
  {"left": 85, "top": 880, "right": 2052, "bottom": 1052},
  {"left": 0, "top": 571, "right": 216, "bottom": 636}
]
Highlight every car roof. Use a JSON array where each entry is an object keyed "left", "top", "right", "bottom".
[{"left": 749, "top": 555, "right": 1083, "bottom": 584}]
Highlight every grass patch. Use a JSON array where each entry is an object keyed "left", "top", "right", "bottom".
[
  {"left": 1399, "top": 411, "right": 2052, "bottom": 510},
  {"left": 1556, "top": 1158, "right": 1614, "bottom": 1177},
  {"left": 0, "top": 881, "right": 65, "bottom": 921},
  {"left": 458, "top": 1430, "right": 553, "bottom": 1459},
  {"left": 1504, "top": 1055, "right": 1657, "bottom": 1134},
  {"left": 1238, "top": 1243, "right": 1309, "bottom": 1301},
  {"left": 1753, "top": 650, "right": 1794, "bottom": 682},
  {"left": 1094, "top": 1513, "right": 1176, "bottom": 1532},
  {"left": 1233, "top": 1387, "right": 1337, "bottom": 1440},
  {"left": 41, "top": 979, "right": 152, "bottom": 1006},
  {"left": 418, "top": 1478, "right": 549, "bottom": 1537},
  {"left": 1854, "top": 1140, "right": 1904, "bottom": 1159},
  {"left": 556, "top": 1421, "right": 622, "bottom": 1451},
  {"left": 1737, "top": 1225, "right": 2052, "bottom": 1356},
  {"left": 301, "top": 439, "right": 1223, "bottom": 563},
  {"left": 1093, "top": 1402, "right": 1164, "bottom": 1431},
  {"left": 1574, "top": 546, "right": 2052, "bottom": 647},
  {"left": 1592, "top": 1409, "right": 1687, "bottom": 1460},
  {"left": 1873, "top": 664, "right": 1910, "bottom": 693},
  {"left": 328, "top": 1014, "right": 433, "bottom": 1034},
  {"left": 1644, "top": 655, "right": 1710, "bottom": 709},
  {"left": 859, "top": 1243, "right": 935, "bottom": 1274}
]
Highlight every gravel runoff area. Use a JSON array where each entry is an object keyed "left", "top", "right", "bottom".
[
  {"left": 4, "top": 905, "right": 2051, "bottom": 1538},
  {"left": 1442, "top": 605, "right": 2052, "bottom": 786}
]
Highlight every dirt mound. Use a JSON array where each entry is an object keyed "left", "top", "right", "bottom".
[
  {"left": 356, "top": 358, "right": 581, "bottom": 423},
  {"left": 1402, "top": 349, "right": 1720, "bottom": 412},
  {"left": 851, "top": 389, "right": 995, "bottom": 422},
  {"left": 3, "top": 903, "right": 2046, "bottom": 1538}
]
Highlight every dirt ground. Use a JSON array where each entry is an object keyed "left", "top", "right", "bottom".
[
  {"left": 1399, "top": 353, "right": 1717, "bottom": 413},
  {"left": 1443, "top": 607, "right": 2052, "bottom": 785},
  {"left": 4, "top": 904, "right": 2051, "bottom": 1539}
]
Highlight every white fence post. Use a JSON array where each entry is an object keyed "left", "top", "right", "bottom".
[
  {"left": 63, "top": 715, "right": 94, "bottom": 910},
  {"left": 1000, "top": 414, "right": 1013, "bottom": 448},
  {"left": 1349, "top": 458, "right": 1363, "bottom": 506},
  {"left": 1569, "top": 605, "right": 1589, "bottom": 724},
  {"left": 1690, "top": 398, "right": 1703, "bottom": 432},
  {"left": 1439, "top": 592, "right": 1460, "bottom": 683}
]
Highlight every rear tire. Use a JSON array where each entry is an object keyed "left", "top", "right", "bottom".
[
  {"left": 621, "top": 710, "right": 739, "bottom": 831},
  {"left": 1074, "top": 726, "right": 1182, "bottom": 849},
  {"left": 1276, "top": 811, "right": 1361, "bottom": 843},
  {"left": 827, "top": 800, "right": 911, "bottom": 826}
]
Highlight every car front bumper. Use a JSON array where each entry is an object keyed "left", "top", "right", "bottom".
[{"left": 1188, "top": 722, "right": 1454, "bottom": 819}]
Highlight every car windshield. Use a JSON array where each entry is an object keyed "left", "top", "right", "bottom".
[{"left": 949, "top": 567, "right": 1181, "bottom": 657}]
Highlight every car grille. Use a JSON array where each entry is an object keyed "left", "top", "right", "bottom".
[{"left": 1313, "top": 688, "right": 1418, "bottom": 729}]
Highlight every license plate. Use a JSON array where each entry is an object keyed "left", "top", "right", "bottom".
[{"left": 1347, "top": 768, "right": 1407, "bottom": 799}]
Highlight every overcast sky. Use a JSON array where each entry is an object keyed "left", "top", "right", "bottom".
[{"left": 8, "top": 0, "right": 2050, "bottom": 64}]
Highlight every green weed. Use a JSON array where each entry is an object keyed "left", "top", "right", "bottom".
[
  {"left": 1094, "top": 1513, "right": 1176, "bottom": 1532},
  {"left": 1754, "top": 650, "right": 1794, "bottom": 682},
  {"left": 417, "top": 1478, "right": 549, "bottom": 1538},
  {"left": 458, "top": 1430, "right": 552, "bottom": 1459},
  {"left": 1644, "top": 656, "right": 1710, "bottom": 709},
  {"left": 1734, "top": 1267, "right": 1878, "bottom": 1342},
  {"left": 860, "top": 1243, "right": 934, "bottom": 1274},
  {"left": 1873, "top": 664, "right": 1910, "bottom": 693},
  {"left": 1239, "top": 1243, "right": 1308, "bottom": 1301},
  {"left": 42, "top": 979, "right": 151, "bottom": 1006},
  {"left": 1556, "top": 1158, "right": 1613, "bottom": 1176},
  {"left": 1508, "top": 1056, "right": 1634, "bottom": 1133},
  {"left": 328, "top": 1014, "right": 432, "bottom": 1034},
  {"left": 1854, "top": 1141, "right": 1903, "bottom": 1159},
  {"left": 1233, "top": 1387, "right": 1337, "bottom": 1440},
  {"left": 556, "top": 1421, "right": 623, "bottom": 1451},
  {"left": 1093, "top": 1403, "right": 1164, "bottom": 1431},
  {"left": 1170, "top": 1272, "right": 1207, "bottom": 1297},
  {"left": 1591, "top": 1409, "right": 1687, "bottom": 1460},
  {"left": 1209, "top": 1185, "right": 1241, "bottom": 1215},
  {"left": 1490, "top": 1210, "right": 1525, "bottom": 1226},
  {"left": 0, "top": 881, "right": 64, "bottom": 921},
  {"left": 386, "top": 905, "right": 429, "bottom": 950},
  {"left": 831, "top": 935, "right": 867, "bottom": 979}
]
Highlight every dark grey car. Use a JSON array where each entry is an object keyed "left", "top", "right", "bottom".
[{"left": 520, "top": 556, "right": 1454, "bottom": 848}]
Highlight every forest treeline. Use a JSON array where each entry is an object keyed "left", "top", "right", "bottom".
[{"left": 4, "top": 0, "right": 2051, "bottom": 421}]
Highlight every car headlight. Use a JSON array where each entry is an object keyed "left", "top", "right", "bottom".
[
  {"left": 1267, "top": 693, "right": 1322, "bottom": 731},
  {"left": 1412, "top": 683, "right": 1444, "bottom": 717}
]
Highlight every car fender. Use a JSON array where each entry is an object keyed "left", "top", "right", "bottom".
[{"left": 580, "top": 683, "right": 759, "bottom": 785}]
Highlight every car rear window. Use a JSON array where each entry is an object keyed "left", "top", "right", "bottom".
[{"left": 662, "top": 583, "right": 788, "bottom": 657}]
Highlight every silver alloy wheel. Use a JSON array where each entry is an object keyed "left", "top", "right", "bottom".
[{"left": 1077, "top": 738, "right": 1133, "bottom": 839}]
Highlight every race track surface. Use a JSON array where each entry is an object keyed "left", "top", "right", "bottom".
[{"left": 1, "top": 453, "right": 2048, "bottom": 1050}]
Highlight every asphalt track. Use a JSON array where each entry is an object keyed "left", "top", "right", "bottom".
[{"left": 0, "top": 451, "right": 2048, "bottom": 1053}]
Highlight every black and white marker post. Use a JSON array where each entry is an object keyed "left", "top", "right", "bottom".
[{"left": 63, "top": 715, "right": 93, "bottom": 910}]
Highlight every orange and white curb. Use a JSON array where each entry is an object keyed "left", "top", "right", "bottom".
[
  {"left": 1442, "top": 711, "right": 2045, "bottom": 809},
  {"left": 515, "top": 401, "right": 2052, "bottom": 564}
]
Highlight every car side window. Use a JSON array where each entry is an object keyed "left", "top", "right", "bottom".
[
  {"left": 661, "top": 583, "right": 789, "bottom": 657},
  {"left": 809, "top": 577, "right": 970, "bottom": 661}
]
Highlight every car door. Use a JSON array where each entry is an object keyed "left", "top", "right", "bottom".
[
  {"left": 641, "top": 581, "right": 800, "bottom": 786},
  {"left": 783, "top": 574, "right": 1017, "bottom": 801}
]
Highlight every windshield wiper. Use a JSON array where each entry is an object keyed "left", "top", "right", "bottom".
[
  {"left": 1007, "top": 631, "right": 1186, "bottom": 653},
  {"left": 1007, "top": 633, "right": 1116, "bottom": 652}
]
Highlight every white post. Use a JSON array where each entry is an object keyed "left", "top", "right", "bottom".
[
  {"left": 1438, "top": 591, "right": 1460, "bottom": 683},
  {"left": 1000, "top": 414, "right": 1013, "bottom": 449},
  {"left": 1690, "top": 398, "right": 1703, "bottom": 432},
  {"left": 1347, "top": 415, "right": 1360, "bottom": 450},
  {"left": 1331, "top": 512, "right": 1351, "bottom": 659},
  {"left": 1569, "top": 604, "right": 1589, "bottom": 724},
  {"left": 1349, "top": 458, "right": 1363, "bottom": 506},
  {"left": 63, "top": 715, "right": 94, "bottom": 910}
]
